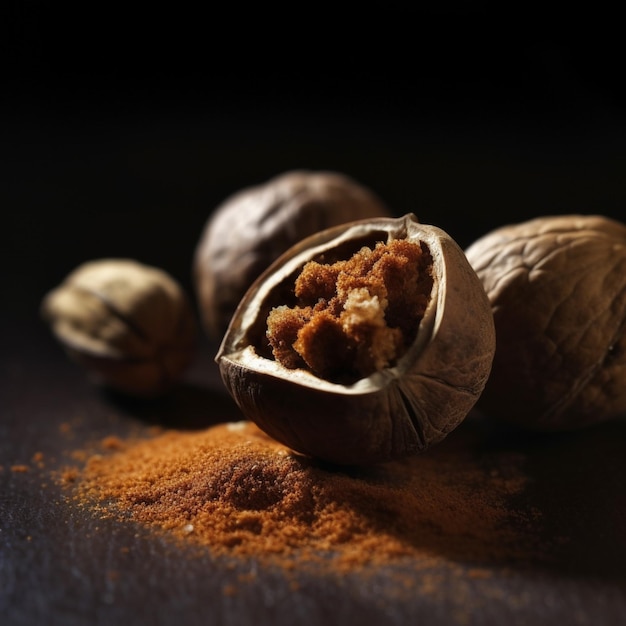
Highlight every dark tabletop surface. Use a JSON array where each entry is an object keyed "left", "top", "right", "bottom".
[{"left": 3, "top": 8, "right": 626, "bottom": 625}]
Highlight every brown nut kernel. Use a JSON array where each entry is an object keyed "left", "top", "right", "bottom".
[
  {"left": 41, "top": 259, "right": 197, "bottom": 397},
  {"left": 465, "top": 214, "right": 626, "bottom": 430},
  {"left": 193, "top": 170, "right": 390, "bottom": 341},
  {"left": 216, "top": 213, "right": 495, "bottom": 465}
]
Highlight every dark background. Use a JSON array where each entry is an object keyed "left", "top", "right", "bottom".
[{"left": 3, "top": 5, "right": 625, "bottom": 328}]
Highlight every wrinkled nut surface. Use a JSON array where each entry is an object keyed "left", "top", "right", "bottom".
[
  {"left": 41, "top": 259, "right": 197, "bottom": 397},
  {"left": 465, "top": 214, "right": 626, "bottom": 430},
  {"left": 216, "top": 214, "right": 495, "bottom": 465},
  {"left": 194, "top": 170, "right": 390, "bottom": 341}
]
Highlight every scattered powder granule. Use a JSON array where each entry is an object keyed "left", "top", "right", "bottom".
[{"left": 63, "top": 419, "right": 545, "bottom": 576}]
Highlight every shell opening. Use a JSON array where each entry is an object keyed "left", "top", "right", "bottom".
[{"left": 265, "top": 238, "right": 434, "bottom": 384}]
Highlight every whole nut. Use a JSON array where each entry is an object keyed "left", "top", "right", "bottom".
[
  {"left": 193, "top": 170, "right": 390, "bottom": 341},
  {"left": 465, "top": 214, "right": 626, "bottom": 430},
  {"left": 41, "top": 259, "right": 197, "bottom": 397},
  {"left": 216, "top": 213, "right": 495, "bottom": 465}
]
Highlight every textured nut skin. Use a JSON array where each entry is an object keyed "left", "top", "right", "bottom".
[
  {"left": 216, "top": 214, "right": 495, "bottom": 465},
  {"left": 194, "top": 170, "right": 390, "bottom": 341},
  {"left": 465, "top": 214, "right": 626, "bottom": 430},
  {"left": 41, "top": 259, "right": 197, "bottom": 397}
]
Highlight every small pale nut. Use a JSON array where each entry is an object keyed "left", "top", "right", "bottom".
[
  {"left": 216, "top": 213, "right": 495, "bottom": 465},
  {"left": 41, "top": 259, "right": 197, "bottom": 397},
  {"left": 465, "top": 214, "right": 626, "bottom": 431},
  {"left": 193, "top": 170, "right": 391, "bottom": 341}
]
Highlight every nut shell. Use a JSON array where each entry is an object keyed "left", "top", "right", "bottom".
[
  {"left": 465, "top": 214, "right": 626, "bottom": 430},
  {"left": 216, "top": 214, "right": 495, "bottom": 465},
  {"left": 41, "top": 259, "right": 197, "bottom": 397},
  {"left": 194, "top": 170, "right": 390, "bottom": 341}
]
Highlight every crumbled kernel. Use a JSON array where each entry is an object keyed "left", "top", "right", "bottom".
[{"left": 266, "top": 239, "right": 433, "bottom": 382}]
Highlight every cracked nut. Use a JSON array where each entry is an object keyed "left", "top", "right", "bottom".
[
  {"left": 41, "top": 259, "right": 197, "bottom": 397},
  {"left": 216, "top": 213, "right": 495, "bottom": 465},
  {"left": 193, "top": 170, "right": 390, "bottom": 341},
  {"left": 465, "top": 214, "right": 626, "bottom": 430}
]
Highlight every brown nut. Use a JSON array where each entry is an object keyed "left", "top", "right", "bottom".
[
  {"left": 41, "top": 259, "right": 197, "bottom": 397},
  {"left": 465, "top": 214, "right": 626, "bottom": 430},
  {"left": 216, "top": 213, "right": 495, "bottom": 465},
  {"left": 193, "top": 170, "right": 391, "bottom": 341}
]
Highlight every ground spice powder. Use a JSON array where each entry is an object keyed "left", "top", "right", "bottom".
[{"left": 64, "top": 419, "right": 542, "bottom": 574}]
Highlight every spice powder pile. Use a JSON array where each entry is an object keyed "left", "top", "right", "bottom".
[{"left": 64, "top": 419, "right": 541, "bottom": 574}]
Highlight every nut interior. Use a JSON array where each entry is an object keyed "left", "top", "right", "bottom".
[{"left": 245, "top": 231, "right": 434, "bottom": 385}]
